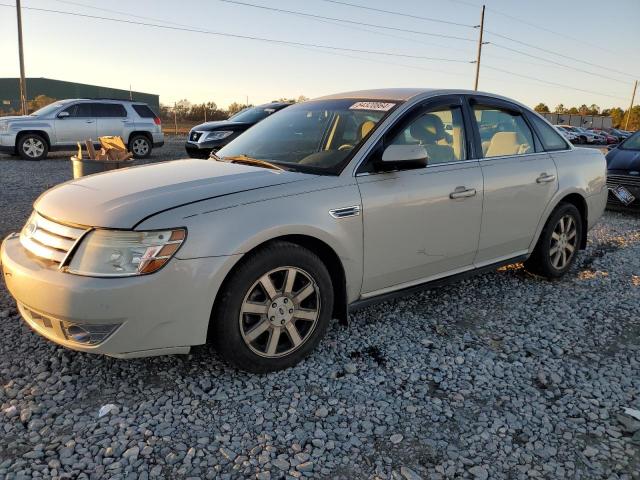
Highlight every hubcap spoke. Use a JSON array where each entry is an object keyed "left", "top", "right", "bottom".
[
  {"left": 566, "top": 244, "right": 575, "bottom": 254},
  {"left": 259, "top": 274, "right": 278, "bottom": 300},
  {"left": 293, "top": 284, "right": 315, "bottom": 305},
  {"left": 567, "top": 228, "right": 576, "bottom": 240},
  {"left": 551, "top": 232, "right": 560, "bottom": 241},
  {"left": 295, "top": 308, "right": 318, "bottom": 321},
  {"left": 266, "top": 327, "right": 281, "bottom": 355},
  {"left": 285, "top": 322, "right": 303, "bottom": 347},
  {"left": 244, "top": 320, "right": 271, "bottom": 342},
  {"left": 242, "top": 302, "right": 268, "bottom": 315},
  {"left": 284, "top": 268, "right": 297, "bottom": 294}
]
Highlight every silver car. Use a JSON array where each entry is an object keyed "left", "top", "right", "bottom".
[
  {"left": 0, "top": 99, "right": 164, "bottom": 160},
  {"left": 1, "top": 89, "right": 607, "bottom": 372}
]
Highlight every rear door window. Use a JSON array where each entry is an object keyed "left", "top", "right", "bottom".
[
  {"left": 94, "top": 103, "right": 127, "bottom": 117},
  {"left": 472, "top": 105, "right": 535, "bottom": 158}
]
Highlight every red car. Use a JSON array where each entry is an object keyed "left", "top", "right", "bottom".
[{"left": 591, "top": 129, "right": 618, "bottom": 144}]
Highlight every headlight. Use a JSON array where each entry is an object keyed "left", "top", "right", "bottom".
[
  {"left": 66, "top": 229, "right": 186, "bottom": 277},
  {"left": 0, "top": 121, "right": 9, "bottom": 132},
  {"left": 205, "top": 130, "right": 233, "bottom": 141}
]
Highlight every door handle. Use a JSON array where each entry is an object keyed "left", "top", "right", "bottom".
[
  {"left": 85, "top": 120, "right": 94, "bottom": 124},
  {"left": 536, "top": 173, "right": 556, "bottom": 183},
  {"left": 449, "top": 187, "right": 477, "bottom": 199}
]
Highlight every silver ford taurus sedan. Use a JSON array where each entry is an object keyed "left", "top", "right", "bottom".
[{"left": 1, "top": 89, "right": 607, "bottom": 372}]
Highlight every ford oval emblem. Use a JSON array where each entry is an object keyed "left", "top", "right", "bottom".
[{"left": 630, "top": 171, "right": 640, "bottom": 176}]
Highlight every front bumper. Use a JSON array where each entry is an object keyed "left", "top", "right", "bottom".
[
  {"left": 1, "top": 233, "right": 240, "bottom": 358},
  {"left": 0, "top": 133, "right": 17, "bottom": 153},
  {"left": 606, "top": 173, "right": 640, "bottom": 210}
]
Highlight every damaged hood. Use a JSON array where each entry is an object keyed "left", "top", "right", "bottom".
[{"left": 34, "top": 159, "right": 314, "bottom": 228}]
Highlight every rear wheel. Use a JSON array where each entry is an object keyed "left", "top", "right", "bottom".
[
  {"left": 129, "top": 135, "right": 152, "bottom": 158},
  {"left": 212, "top": 241, "right": 333, "bottom": 373},
  {"left": 525, "top": 203, "right": 582, "bottom": 278},
  {"left": 17, "top": 134, "right": 48, "bottom": 160}
]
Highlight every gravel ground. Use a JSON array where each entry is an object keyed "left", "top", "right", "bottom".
[{"left": 1, "top": 140, "right": 639, "bottom": 479}]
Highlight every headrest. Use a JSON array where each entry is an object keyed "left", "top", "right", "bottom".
[
  {"left": 359, "top": 120, "right": 376, "bottom": 140},
  {"left": 410, "top": 114, "right": 445, "bottom": 144}
]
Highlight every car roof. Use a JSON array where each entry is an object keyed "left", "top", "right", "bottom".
[
  {"left": 313, "top": 88, "right": 534, "bottom": 108},
  {"left": 61, "top": 98, "right": 148, "bottom": 104}
]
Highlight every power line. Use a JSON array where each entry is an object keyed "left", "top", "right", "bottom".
[
  {"left": 0, "top": 4, "right": 472, "bottom": 63},
  {"left": 483, "top": 65, "right": 628, "bottom": 101},
  {"left": 488, "top": 41, "right": 630, "bottom": 85},
  {"left": 218, "top": 0, "right": 476, "bottom": 43},
  {"left": 315, "top": 0, "right": 476, "bottom": 28},
  {"left": 484, "top": 30, "right": 639, "bottom": 79},
  {"left": 448, "top": 0, "right": 628, "bottom": 56}
]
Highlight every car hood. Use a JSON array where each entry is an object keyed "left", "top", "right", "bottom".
[
  {"left": 34, "top": 159, "right": 314, "bottom": 228},
  {"left": 0, "top": 115, "right": 32, "bottom": 122},
  {"left": 191, "top": 120, "right": 251, "bottom": 131},
  {"left": 606, "top": 148, "right": 640, "bottom": 171}
]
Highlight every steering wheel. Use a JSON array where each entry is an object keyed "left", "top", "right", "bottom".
[{"left": 338, "top": 144, "right": 354, "bottom": 151}]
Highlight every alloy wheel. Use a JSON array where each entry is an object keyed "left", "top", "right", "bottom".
[
  {"left": 549, "top": 214, "right": 578, "bottom": 269},
  {"left": 239, "top": 266, "right": 320, "bottom": 358},
  {"left": 23, "top": 138, "right": 44, "bottom": 158},
  {"left": 132, "top": 138, "right": 149, "bottom": 156}
]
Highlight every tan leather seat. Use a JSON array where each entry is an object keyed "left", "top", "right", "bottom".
[
  {"left": 485, "top": 131, "right": 532, "bottom": 157},
  {"left": 409, "top": 114, "right": 455, "bottom": 164}
]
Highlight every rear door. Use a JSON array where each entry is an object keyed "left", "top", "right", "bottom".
[
  {"left": 54, "top": 102, "right": 97, "bottom": 145},
  {"left": 466, "top": 96, "right": 558, "bottom": 265},
  {"left": 95, "top": 103, "right": 129, "bottom": 139},
  {"left": 356, "top": 96, "right": 484, "bottom": 294}
]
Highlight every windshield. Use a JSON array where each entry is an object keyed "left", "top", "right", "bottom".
[
  {"left": 30, "top": 102, "right": 66, "bottom": 117},
  {"left": 216, "top": 99, "right": 397, "bottom": 173},
  {"left": 620, "top": 131, "right": 640, "bottom": 150},
  {"left": 229, "top": 105, "right": 282, "bottom": 123}
]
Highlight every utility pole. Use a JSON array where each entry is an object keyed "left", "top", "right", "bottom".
[
  {"left": 16, "top": 0, "right": 28, "bottom": 115},
  {"left": 129, "top": 84, "right": 133, "bottom": 100},
  {"left": 624, "top": 80, "right": 637, "bottom": 131},
  {"left": 474, "top": 5, "right": 486, "bottom": 91}
]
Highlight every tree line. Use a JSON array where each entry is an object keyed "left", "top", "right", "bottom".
[{"left": 533, "top": 102, "right": 640, "bottom": 130}]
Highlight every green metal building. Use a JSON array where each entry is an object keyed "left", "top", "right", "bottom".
[{"left": 0, "top": 77, "right": 160, "bottom": 114}]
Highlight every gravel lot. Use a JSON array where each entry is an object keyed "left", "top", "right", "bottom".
[{"left": 1, "top": 139, "right": 639, "bottom": 479}]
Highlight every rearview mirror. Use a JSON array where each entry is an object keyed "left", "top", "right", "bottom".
[
  {"left": 57, "top": 111, "right": 70, "bottom": 119},
  {"left": 381, "top": 144, "right": 428, "bottom": 166}
]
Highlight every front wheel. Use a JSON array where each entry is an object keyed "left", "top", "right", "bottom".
[
  {"left": 129, "top": 135, "right": 152, "bottom": 158},
  {"left": 525, "top": 203, "right": 582, "bottom": 278},
  {"left": 211, "top": 242, "right": 334, "bottom": 373},
  {"left": 17, "top": 134, "right": 48, "bottom": 160}
]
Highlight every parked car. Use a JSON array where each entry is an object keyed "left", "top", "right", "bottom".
[
  {"left": 555, "top": 126, "right": 578, "bottom": 143},
  {"left": 1, "top": 88, "right": 607, "bottom": 372},
  {"left": 555, "top": 125, "right": 596, "bottom": 144},
  {"left": 595, "top": 127, "right": 627, "bottom": 142},
  {"left": 605, "top": 130, "right": 640, "bottom": 210},
  {"left": 589, "top": 129, "right": 618, "bottom": 145},
  {"left": 185, "top": 102, "right": 292, "bottom": 158},
  {"left": 0, "top": 99, "right": 163, "bottom": 160}
]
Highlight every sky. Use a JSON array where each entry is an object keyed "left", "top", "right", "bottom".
[{"left": 0, "top": 0, "right": 639, "bottom": 110}]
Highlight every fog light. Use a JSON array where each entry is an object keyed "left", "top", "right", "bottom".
[{"left": 61, "top": 322, "right": 119, "bottom": 345}]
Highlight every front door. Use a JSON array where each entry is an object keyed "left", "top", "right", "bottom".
[
  {"left": 467, "top": 97, "right": 558, "bottom": 265},
  {"left": 54, "top": 102, "right": 97, "bottom": 145},
  {"left": 356, "top": 98, "right": 483, "bottom": 295}
]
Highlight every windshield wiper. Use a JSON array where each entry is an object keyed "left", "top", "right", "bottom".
[{"left": 217, "top": 154, "right": 284, "bottom": 171}]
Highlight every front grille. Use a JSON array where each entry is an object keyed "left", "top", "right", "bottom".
[
  {"left": 20, "top": 212, "right": 88, "bottom": 265},
  {"left": 190, "top": 131, "right": 202, "bottom": 142},
  {"left": 607, "top": 174, "right": 640, "bottom": 188}
]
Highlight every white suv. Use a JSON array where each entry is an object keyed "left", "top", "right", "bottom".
[{"left": 0, "top": 99, "right": 164, "bottom": 160}]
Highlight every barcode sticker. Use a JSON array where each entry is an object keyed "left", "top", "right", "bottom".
[{"left": 349, "top": 102, "right": 396, "bottom": 111}]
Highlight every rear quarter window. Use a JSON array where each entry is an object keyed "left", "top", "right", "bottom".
[
  {"left": 94, "top": 103, "right": 127, "bottom": 117},
  {"left": 528, "top": 114, "right": 570, "bottom": 151},
  {"left": 132, "top": 104, "right": 156, "bottom": 118}
]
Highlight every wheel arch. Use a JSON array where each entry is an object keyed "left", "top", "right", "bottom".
[
  {"left": 16, "top": 130, "right": 51, "bottom": 148},
  {"left": 127, "top": 131, "right": 152, "bottom": 145},
  {"left": 207, "top": 234, "right": 349, "bottom": 342},
  {"left": 531, "top": 191, "right": 589, "bottom": 253}
]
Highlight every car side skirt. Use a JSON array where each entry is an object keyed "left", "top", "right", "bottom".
[{"left": 348, "top": 254, "right": 528, "bottom": 312}]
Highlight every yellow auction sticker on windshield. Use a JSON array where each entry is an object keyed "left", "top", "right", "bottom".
[{"left": 349, "top": 102, "right": 396, "bottom": 111}]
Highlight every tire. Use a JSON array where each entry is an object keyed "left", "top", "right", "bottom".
[
  {"left": 524, "top": 203, "right": 583, "bottom": 278},
  {"left": 129, "top": 135, "right": 152, "bottom": 158},
  {"left": 212, "top": 241, "right": 334, "bottom": 373},
  {"left": 578, "top": 136, "right": 586, "bottom": 145},
  {"left": 17, "top": 134, "right": 48, "bottom": 160}
]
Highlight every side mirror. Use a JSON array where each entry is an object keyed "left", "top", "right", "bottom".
[
  {"left": 381, "top": 144, "right": 428, "bottom": 167},
  {"left": 57, "top": 111, "right": 70, "bottom": 119}
]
